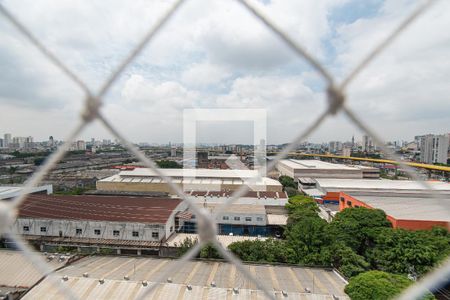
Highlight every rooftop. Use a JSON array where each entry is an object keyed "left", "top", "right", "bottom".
[
  {"left": 99, "top": 168, "right": 282, "bottom": 187},
  {"left": 348, "top": 193, "right": 450, "bottom": 222},
  {"left": 119, "top": 168, "right": 268, "bottom": 179},
  {"left": 24, "top": 256, "right": 349, "bottom": 299},
  {"left": 279, "top": 159, "right": 359, "bottom": 171},
  {"left": 0, "top": 250, "right": 66, "bottom": 288},
  {"left": 316, "top": 178, "right": 450, "bottom": 193},
  {"left": 0, "top": 184, "right": 53, "bottom": 200},
  {"left": 189, "top": 190, "right": 287, "bottom": 199},
  {"left": 18, "top": 194, "right": 182, "bottom": 224}
]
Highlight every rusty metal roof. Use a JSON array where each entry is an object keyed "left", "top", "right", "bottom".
[{"left": 18, "top": 194, "right": 182, "bottom": 224}]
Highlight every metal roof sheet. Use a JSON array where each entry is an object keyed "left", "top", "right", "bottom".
[{"left": 18, "top": 194, "right": 182, "bottom": 224}]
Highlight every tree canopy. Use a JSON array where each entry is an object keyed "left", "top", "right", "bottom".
[
  {"left": 344, "top": 271, "right": 434, "bottom": 300},
  {"left": 329, "top": 207, "right": 391, "bottom": 255},
  {"left": 156, "top": 160, "right": 181, "bottom": 168}
]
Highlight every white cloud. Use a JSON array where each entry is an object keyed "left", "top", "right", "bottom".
[
  {"left": 181, "top": 63, "right": 231, "bottom": 88},
  {"left": 0, "top": 0, "right": 449, "bottom": 143},
  {"left": 331, "top": 0, "right": 450, "bottom": 140}
]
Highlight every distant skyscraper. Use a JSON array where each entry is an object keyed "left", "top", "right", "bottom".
[
  {"left": 342, "top": 146, "right": 351, "bottom": 157},
  {"left": 76, "top": 140, "right": 86, "bottom": 151},
  {"left": 4, "top": 133, "right": 11, "bottom": 147},
  {"left": 362, "top": 135, "right": 373, "bottom": 152},
  {"left": 419, "top": 134, "right": 449, "bottom": 164}
]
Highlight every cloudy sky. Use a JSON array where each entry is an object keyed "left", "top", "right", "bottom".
[{"left": 0, "top": 0, "right": 449, "bottom": 145}]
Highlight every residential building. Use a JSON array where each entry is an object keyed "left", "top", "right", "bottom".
[
  {"left": 419, "top": 134, "right": 449, "bottom": 164},
  {"left": 4, "top": 133, "right": 11, "bottom": 148},
  {"left": 76, "top": 140, "right": 86, "bottom": 151},
  {"left": 362, "top": 135, "right": 373, "bottom": 152}
]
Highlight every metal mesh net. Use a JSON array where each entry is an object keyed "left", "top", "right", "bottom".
[{"left": 0, "top": 0, "right": 448, "bottom": 299}]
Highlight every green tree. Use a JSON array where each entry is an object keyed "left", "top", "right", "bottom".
[
  {"left": 228, "top": 239, "right": 296, "bottom": 263},
  {"left": 324, "top": 242, "right": 369, "bottom": 278},
  {"left": 34, "top": 157, "right": 46, "bottom": 166},
  {"left": 285, "top": 214, "right": 331, "bottom": 265},
  {"left": 286, "top": 195, "right": 318, "bottom": 214},
  {"left": 156, "top": 160, "right": 181, "bottom": 168},
  {"left": 175, "top": 237, "right": 198, "bottom": 256},
  {"left": 345, "top": 271, "right": 434, "bottom": 300},
  {"left": 329, "top": 207, "right": 391, "bottom": 255},
  {"left": 200, "top": 243, "right": 222, "bottom": 259},
  {"left": 279, "top": 175, "right": 297, "bottom": 189},
  {"left": 365, "top": 227, "right": 450, "bottom": 277},
  {"left": 284, "top": 187, "right": 299, "bottom": 197}
]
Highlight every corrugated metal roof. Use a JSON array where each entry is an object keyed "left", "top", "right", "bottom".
[
  {"left": 316, "top": 178, "right": 450, "bottom": 191},
  {"left": 349, "top": 194, "right": 450, "bottom": 222},
  {"left": 23, "top": 256, "right": 350, "bottom": 299},
  {"left": 18, "top": 194, "right": 182, "bottom": 224},
  {"left": 0, "top": 250, "right": 65, "bottom": 288},
  {"left": 279, "top": 159, "right": 358, "bottom": 170},
  {"left": 0, "top": 185, "right": 52, "bottom": 200}
]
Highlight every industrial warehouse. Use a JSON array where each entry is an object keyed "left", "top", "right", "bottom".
[
  {"left": 12, "top": 191, "right": 289, "bottom": 253},
  {"left": 22, "top": 256, "right": 349, "bottom": 299},
  {"left": 14, "top": 194, "right": 188, "bottom": 254},
  {"left": 97, "top": 168, "right": 283, "bottom": 193},
  {"left": 299, "top": 178, "right": 450, "bottom": 200},
  {"left": 276, "top": 159, "right": 380, "bottom": 179},
  {"left": 338, "top": 192, "right": 450, "bottom": 230}
]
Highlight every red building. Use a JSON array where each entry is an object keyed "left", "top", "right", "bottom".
[{"left": 338, "top": 192, "right": 449, "bottom": 230}]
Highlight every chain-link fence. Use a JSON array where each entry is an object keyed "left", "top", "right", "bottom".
[{"left": 0, "top": 0, "right": 449, "bottom": 299}]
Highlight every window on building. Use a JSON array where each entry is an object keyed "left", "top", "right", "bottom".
[
  {"left": 355, "top": 205, "right": 360, "bottom": 208},
  {"left": 256, "top": 217, "right": 263, "bottom": 222},
  {"left": 191, "top": 215, "right": 196, "bottom": 219},
  {"left": 132, "top": 231, "right": 139, "bottom": 237},
  {"left": 113, "top": 230, "right": 120, "bottom": 236},
  {"left": 170, "top": 226, "right": 173, "bottom": 232},
  {"left": 94, "top": 229, "right": 101, "bottom": 235},
  {"left": 340, "top": 197, "right": 344, "bottom": 202},
  {"left": 234, "top": 216, "right": 240, "bottom": 221},
  {"left": 152, "top": 232, "right": 159, "bottom": 239},
  {"left": 76, "top": 228, "right": 82, "bottom": 235},
  {"left": 40, "top": 227, "right": 46, "bottom": 232},
  {"left": 23, "top": 226, "right": 30, "bottom": 232},
  {"left": 223, "top": 216, "right": 229, "bottom": 220},
  {"left": 346, "top": 201, "right": 352, "bottom": 207},
  {"left": 245, "top": 217, "right": 252, "bottom": 222}
]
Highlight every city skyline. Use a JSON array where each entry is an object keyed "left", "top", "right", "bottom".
[{"left": 1, "top": 130, "right": 449, "bottom": 146}]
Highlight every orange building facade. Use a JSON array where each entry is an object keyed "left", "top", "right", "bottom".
[{"left": 338, "top": 192, "right": 449, "bottom": 231}]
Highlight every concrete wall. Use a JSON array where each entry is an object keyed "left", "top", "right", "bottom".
[
  {"left": 188, "top": 196, "right": 288, "bottom": 206},
  {"left": 96, "top": 181, "right": 282, "bottom": 193},
  {"left": 14, "top": 218, "right": 167, "bottom": 242},
  {"left": 214, "top": 211, "right": 267, "bottom": 226}
]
